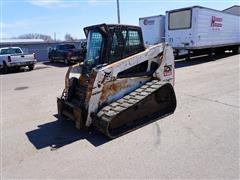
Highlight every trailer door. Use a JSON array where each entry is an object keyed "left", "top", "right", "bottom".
[{"left": 166, "top": 8, "right": 194, "bottom": 49}]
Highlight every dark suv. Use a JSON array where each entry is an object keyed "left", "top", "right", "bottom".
[{"left": 48, "top": 44, "right": 85, "bottom": 65}]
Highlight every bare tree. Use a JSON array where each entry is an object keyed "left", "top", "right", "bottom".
[
  {"left": 64, "top": 33, "right": 74, "bottom": 41},
  {"left": 17, "top": 33, "right": 53, "bottom": 41}
]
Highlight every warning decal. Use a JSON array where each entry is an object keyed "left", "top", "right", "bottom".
[{"left": 164, "top": 65, "right": 172, "bottom": 76}]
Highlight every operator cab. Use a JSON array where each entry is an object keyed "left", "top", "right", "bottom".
[{"left": 83, "top": 24, "right": 145, "bottom": 71}]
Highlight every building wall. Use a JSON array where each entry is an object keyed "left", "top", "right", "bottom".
[{"left": 0, "top": 41, "right": 83, "bottom": 61}]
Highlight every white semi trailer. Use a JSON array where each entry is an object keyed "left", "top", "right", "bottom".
[
  {"left": 139, "top": 15, "right": 165, "bottom": 45},
  {"left": 140, "top": 6, "right": 240, "bottom": 59},
  {"left": 223, "top": 5, "right": 240, "bottom": 16},
  {"left": 165, "top": 6, "right": 240, "bottom": 57}
]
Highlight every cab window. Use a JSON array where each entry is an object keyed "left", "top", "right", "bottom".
[
  {"left": 109, "top": 30, "right": 126, "bottom": 62},
  {"left": 123, "top": 30, "right": 142, "bottom": 57}
]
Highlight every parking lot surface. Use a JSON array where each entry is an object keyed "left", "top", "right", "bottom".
[{"left": 1, "top": 55, "right": 239, "bottom": 179}]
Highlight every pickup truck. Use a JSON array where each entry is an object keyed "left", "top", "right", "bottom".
[
  {"left": 48, "top": 44, "right": 85, "bottom": 65},
  {"left": 0, "top": 47, "right": 37, "bottom": 73}
]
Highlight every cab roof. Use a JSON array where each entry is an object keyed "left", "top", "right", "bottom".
[{"left": 84, "top": 23, "right": 141, "bottom": 37}]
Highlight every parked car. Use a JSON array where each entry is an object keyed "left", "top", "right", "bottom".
[
  {"left": 48, "top": 44, "right": 85, "bottom": 65},
  {"left": 0, "top": 47, "right": 37, "bottom": 73}
]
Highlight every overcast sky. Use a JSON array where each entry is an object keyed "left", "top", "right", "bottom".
[{"left": 0, "top": 0, "right": 238, "bottom": 40}]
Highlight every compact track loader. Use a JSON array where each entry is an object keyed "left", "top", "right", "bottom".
[{"left": 57, "top": 24, "right": 177, "bottom": 138}]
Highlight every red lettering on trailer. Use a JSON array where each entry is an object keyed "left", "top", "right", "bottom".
[{"left": 211, "top": 16, "right": 223, "bottom": 29}]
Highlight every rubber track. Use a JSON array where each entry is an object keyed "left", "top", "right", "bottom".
[{"left": 96, "top": 80, "right": 169, "bottom": 138}]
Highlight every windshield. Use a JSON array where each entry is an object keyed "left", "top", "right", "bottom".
[
  {"left": 169, "top": 9, "right": 191, "bottom": 30},
  {"left": 1, "top": 48, "right": 22, "bottom": 55},
  {"left": 59, "top": 44, "right": 75, "bottom": 50},
  {"left": 84, "top": 31, "right": 103, "bottom": 67}
]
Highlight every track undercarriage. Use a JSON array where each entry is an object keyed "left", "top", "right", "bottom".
[
  {"left": 58, "top": 79, "right": 176, "bottom": 138},
  {"left": 95, "top": 80, "right": 176, "bottom": 138}
]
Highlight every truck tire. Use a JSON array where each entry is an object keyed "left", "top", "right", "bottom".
[
  {"left": 28, "top": 65, "right": 35, "bottom": 71},
  {"left": 15, "top": 66, "right": 21, "bottom": 72},
  {"left": 2, "top": 62, "right": 9, "bottom": 74},
  {"left": 233, "top": 46, "right": 240, "bottom": 55},
  {"left": 209, "top": 49, "right": 215, "bottom": 61},
  {"left": 64, "top": 59, "right": 69, "bottom": 66},
  {"left": 49, "top": 57, "right": 54, "bottom": 63}
]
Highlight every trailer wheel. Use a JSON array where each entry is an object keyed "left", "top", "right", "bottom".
[
  {"left": 209, "top": 49, "right": 215, "bottom": 61},
  {"left": 233, "top": 46, "right": 240, "bottom": 55},
  {"left": 184, "top": 50, "right": 191, "bottom": 61},
  {"left": 2, "top": 62, "right": 9, "bottom": 74},
  {"left": 185, "top": 54, "right": 190, "bottom": 61}
]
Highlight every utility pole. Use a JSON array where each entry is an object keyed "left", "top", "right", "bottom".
[
  {"left": 54, "top": 32, "right": 56, "bottom": 42},
  {"left": 117, "top": 0, "right": 120, "bottom": 24}
]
